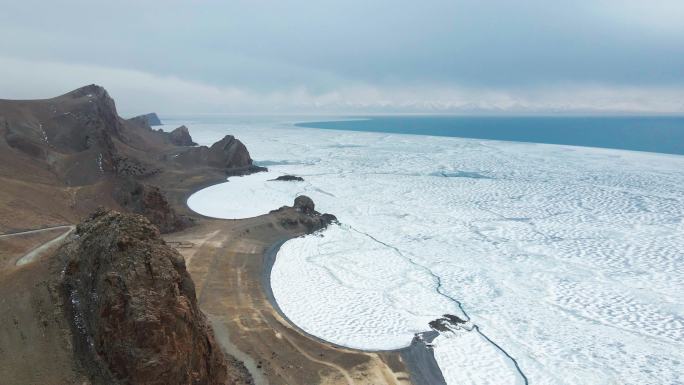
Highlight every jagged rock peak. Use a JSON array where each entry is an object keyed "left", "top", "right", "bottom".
[
  {"left": 63, "top": 84, "right": 110, "bottom": 100},
  {"left": 61, "top": 84, "right": 123, "bottom": 139},
  {"left": 61, "top": 209, "right": 229, "bottom": 385},
  {"left": 169, "top": 125, "right": 197, "bottom": 146},
  {"left": 208, "top": 135, "right": 253, "bottom": 168}
]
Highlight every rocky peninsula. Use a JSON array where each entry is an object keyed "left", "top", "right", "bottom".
[{"left": 0, "top": 85, "right": 434, "bottom": 385}]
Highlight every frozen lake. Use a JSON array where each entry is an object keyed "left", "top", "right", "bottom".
[{"left": 181, "top": 116, "right": 684, "bottom": 385}]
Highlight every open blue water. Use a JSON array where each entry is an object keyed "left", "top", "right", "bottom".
[{"left": 296, "top": 116, "right": 684, "bottom": 155}]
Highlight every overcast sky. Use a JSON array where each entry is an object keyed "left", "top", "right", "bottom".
[{"left": 0, "top": 0, "right": 682, "bottom": 115}]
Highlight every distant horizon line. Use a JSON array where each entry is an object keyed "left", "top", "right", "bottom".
[{"left": 149, "top": 112, "right": 684, "bottom": 119}]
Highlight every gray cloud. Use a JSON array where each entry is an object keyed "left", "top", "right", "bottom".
[{"left": 0, "top": 0, "right": 682, "bottom": 113}]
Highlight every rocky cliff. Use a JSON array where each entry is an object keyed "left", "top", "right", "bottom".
[
  {"left": 60, "top": 209, "right": 237, "bottom": 385},
  {"left": 174, "top": 134, "right": 264, "bottom": 175},
  {"left": 207, "top": 135, "right": 252, "bottom": 168},
  {"left": 0, "top": 85, "right": 262, "bottom": 232},
  {"left": 129, "top": 112, "right": 162, "bottom": 126},
  {"left": 169, "top": 125, "right": 197, "bottom": 146},
  {"left": 1, "top": 84, "right": 125, "bottom": 185}
]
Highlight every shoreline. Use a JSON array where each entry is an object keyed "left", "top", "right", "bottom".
[
  {"left": 166, "top": 205, "right": 415, "bottom": 384},
  {"left": 260, "top": 234, "right": 447, "bottom": 385},
  {"left": 162, "top": 156, "right": 446, "bottom": 384}
]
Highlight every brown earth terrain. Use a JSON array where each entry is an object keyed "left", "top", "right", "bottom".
[
  {"left": 166, "top": 210, "right": 414, "bottom": 385},
  {"left": 0, "top": 86, "right": 433, "bottom": 385}
]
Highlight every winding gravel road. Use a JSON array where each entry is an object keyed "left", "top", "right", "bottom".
[{"left": 0, "top": 225, "right": 75, "bottom": 266}]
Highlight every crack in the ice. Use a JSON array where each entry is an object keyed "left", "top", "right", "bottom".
[{"left": 347, "top": 224, "right": 530, "bottom": 385}]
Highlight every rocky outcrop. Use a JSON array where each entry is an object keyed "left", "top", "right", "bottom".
[
  {"left": 428, "top": 314, "right": 467, "bottom": 332},
  {"left": 125, "top": 117, "right": 194, "bottom": 147},
  {"left": 112, "top": 155, "right": 159, "bottom": 177},
  {"left": 271, "top": 175, "right": 304, "bottom": 182},
  {"left": 293, "top": 195, "right": 316, "bottom": 214},
  {"left": 169, "top": 125, "right": 197, "bottom": 146},
  {"left": 207, "top": 135, "right": 252, "bottom": 168},
  {"left": 174, "top": 134, "right": 265, "bottom": 175},
  {"left": 60, "top": 209, "right": 233, "bottom": 385},
  {"left": 272, "top": 196, "right": 337, "bottom": 232},
  {"left": 113, "top": 178, "right": 190, "bottom": 233},
  {"left": 129, "top": 112, "right": 162, "bottom": 126}
]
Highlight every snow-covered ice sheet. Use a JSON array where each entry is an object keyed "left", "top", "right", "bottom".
[
  {"left": 272, "top": 224, "right": 464, "bottom": 349},
  {"left": 187, "top": 170, "right": 302, "bottom": 219},
  {"left": 433, "top": 329, "right": 525, "bottom": 385},
  {"left": 182, "top": 117, "right": 684, "bottom": 385}
]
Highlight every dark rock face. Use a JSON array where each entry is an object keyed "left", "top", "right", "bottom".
[
  {"left": 271, "top": 175, "right": 304, "bottom": 182},
  {"left": 60, "top": 209, "right": 231, "bottom": 385},
  {"left": 56, "top": 85, "right": 125, "bottom": 159},
  {"left": 0, "top": 84, "right": 125, "bottom": 185},
  {"left": 64, "top": 84, "right": 125, "bottom": 139},
  {"left": 169, "top": 125, "right": 197, "bottom": 146},
  {"left": 129, "top": 112, "right": 162, "bottom": 126},
  {"left": 208, "top": 135, "right": 252, "bottom": 169},
  {"left": 113, "top": 178, "right": 190, "bottom": 233}
]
